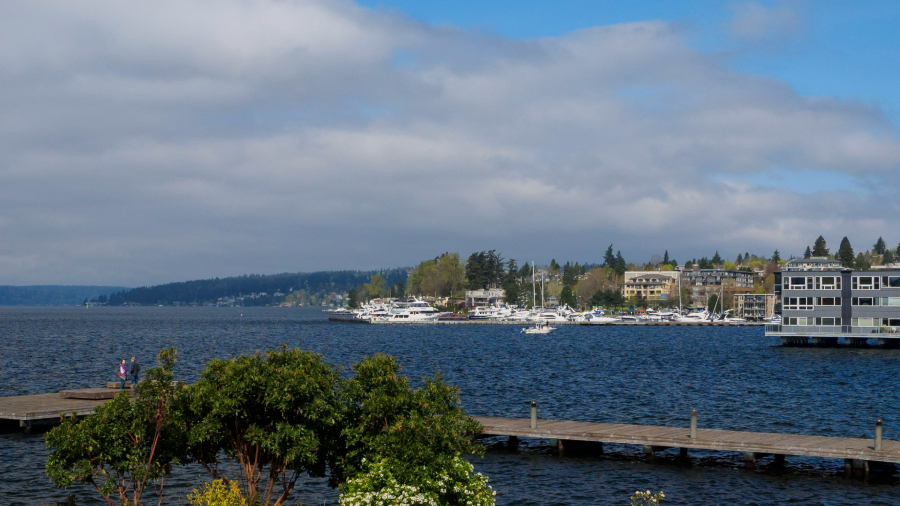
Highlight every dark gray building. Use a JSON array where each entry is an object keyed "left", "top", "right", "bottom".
[{"left": 767, "top": 257, "right": 900, "bottom": 344}]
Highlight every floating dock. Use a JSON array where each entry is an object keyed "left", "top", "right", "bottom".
[
  {"left": 474, "top": 415, "right": 897, "bottom": 477},
  {"left": 0, "top": 389, "right": 130, "bottom": 430}
]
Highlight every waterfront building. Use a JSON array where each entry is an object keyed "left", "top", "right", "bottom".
[
  {"left": 465, "top": 288, "right": 505, "bottom": 308},
  {"left": 733, "top": 293, "right": 776, "bottom": 321},
  {"left": 622, "top": 271, "right": 678, "bottom": 300},
  {"left": 768, "top": 259, "right": 900, "bottom": 344},
  {"left": 783, "top": 257, "right": 843, "bottom": 272},
  {"left": 682, "top": 269, "right": 755, "bottom": 305}
]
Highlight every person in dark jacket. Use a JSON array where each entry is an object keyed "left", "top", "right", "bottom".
[{"left": 129, "top": 357, "right": 141, "bottom": 389}]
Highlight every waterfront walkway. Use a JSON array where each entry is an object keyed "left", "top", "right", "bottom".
[{"left": 474, "top": 415, "right": 897, "bottom": 476}]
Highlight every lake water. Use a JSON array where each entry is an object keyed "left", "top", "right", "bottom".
[{"left": 1, "top": 306, "right": 899, "bottom": 505}]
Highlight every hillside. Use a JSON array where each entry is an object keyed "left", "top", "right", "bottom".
[
  {"left": 106, "top": 269, "right": 407, "bottom": 306},
  {"left": 0, "top": 285, "right": 128, "bottom": 306}
]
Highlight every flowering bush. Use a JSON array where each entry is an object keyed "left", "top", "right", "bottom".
[
  {"left": 187, "top": 479, "right": 247, "bottom": 506},
  {"left": 340, "top": 456, "right": 495, "bottom": 506},
  {"left": 630, "top": 490, "right": 665, "bottom": 506}
]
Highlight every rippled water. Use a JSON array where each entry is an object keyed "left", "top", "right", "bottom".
[{"left": 2, "top": 307, "right": 900, "bottom": 505}]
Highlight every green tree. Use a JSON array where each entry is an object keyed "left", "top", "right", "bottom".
[
  {"left": 854, "top": 253, "right": 871, "bottom": 270},
  {"left": 614, "top": 251, "right": 626, "bottom": 277},
  {"left": 838, "top": 237, "right": 855, "bottom": 267},
  {"left": 874, "top": 237, "right": 887, "bottom": 255},
  {"left": 334, "top": 355, "right": 483, "bottom": 488},
  {"left": 707, "top": 293, "right": 720, "bottom": 313},
  {"left": 346, "top": 288, "right": 358, "bottom": 308},
  {"left": 502, "top": 260, "right": 520, "bottom": 306},
  {"left": 711, "top": 251, "right": 722, "bottom": 265},
  {"left": 735, "top": 253, "right": 743, "bottom": 265},
  {"left": 813, "top": 236, "right": 829, "bottom": 257},
  {"left": 182, "top": 347, "right": 340, "bottom": 506},
  {"left": 885, "top": 249, "right": 896, "bottom": 265},
  {"left": 803, "top": 246, "right": 812, "bottom": 259},
  {"left": 603, "top": 245, "right": 615, "bottom": 267},
  {"left": 46, "top": 348, "right": 186, "bottom": 506},
  {"left": 548, "top": 259, "right": 560, "bottom": 276},
  {"left": 559, "top": 285, "right": 576, "bottom": 307},
  {"left": 395, "top": 278, "right": 406, "bottom": 299},
  {"left": 663, "top": 250, "right": 669, "bottom": 265},
  {"left": 561, "top": 263, "right": 576, "bottom": 287},
  {"left": 772, "top": 250, "right": 781, "bottom": 263}
]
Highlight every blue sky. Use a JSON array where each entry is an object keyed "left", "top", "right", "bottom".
[{"left": 359, "top": 0, "right": 900, "bottom": 120}]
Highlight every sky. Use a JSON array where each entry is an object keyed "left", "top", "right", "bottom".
[{"left": 2, "top": 0, "right": 900, "bottom": 286}]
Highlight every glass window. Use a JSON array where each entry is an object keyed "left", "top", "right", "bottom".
[
  {"left": 885, "top": 276, "right": 900, "bottom": 288},
  {"left": 888, "top": 319, "right": 900, "bottom": 327},
  {"left": 854, "top": 318, "right": 876, "bottom": 327},
  {"left": 815, "top": 317, "right": 838, "bottom": 326},
  {"left": 853, "top": 276, "right": 879, "bottom": 290},
  {"left": 852, "top": 297, "right": 875, "bottom": 306},
  {"left": 815, "top": 297, "right": 841, "bottom": 306},
  {"left": 816, "top": 276, "right": 841, "bottom": 290}
]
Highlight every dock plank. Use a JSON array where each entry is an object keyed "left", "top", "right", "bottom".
[{"left": 0, "top": 390, "right": 127, "bottom": 421}]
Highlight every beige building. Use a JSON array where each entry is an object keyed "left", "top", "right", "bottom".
[
  {"left": 465, "top": 288, "right": 505, "bottom": 308},
  {"left": 622, "top": 271, "right": 678, "bottom": 301},
  {"left": 733, "top": 293, "right": 776, "bottom": 321}
]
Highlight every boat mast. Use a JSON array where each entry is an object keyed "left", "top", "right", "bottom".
[
  {"left": 678, "top": 271, "right": 682, "bottom": 314},
  {"left": 541, "top": 271, "right": 545, "bottom": 309},
  {"left": 532, "top": 261, "right": 536, "bottom": 308}
]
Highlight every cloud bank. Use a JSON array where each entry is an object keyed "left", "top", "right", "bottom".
[{"left": 1, "top": 0, "right": 898, "bottom": 285}]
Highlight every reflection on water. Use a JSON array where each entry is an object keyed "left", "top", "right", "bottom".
[{"left": 1, "top": 307, "right": 899, "bottom": 505}]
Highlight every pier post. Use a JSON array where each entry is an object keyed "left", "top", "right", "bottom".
[
  {"left": 875, "top": 418, "right": 883, "bottom": 451},
  {"left": 507, "top": 435, "right": 519, "bottom": 449},
  {"left": 530, "top": 400, "right": 537, "bottom": 429},
  {"left": 643, "top": 445, "right": 656, "bottom": 462},
  {"left": 774, "top": 454, "right": 785, "bottom": 466},
  {"left": 690, "top": 408, "right": 698, "bottom": 439},
  {"left": 743, "top": 452, "right": 756, "bottom": 470}
]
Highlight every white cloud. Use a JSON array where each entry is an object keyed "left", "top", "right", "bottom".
[
  {"left": 727, "top": 1, "right": 802, "bottom": 43},
  {"left": 0, "top": 0, "right": 898, "bottom": 285}
]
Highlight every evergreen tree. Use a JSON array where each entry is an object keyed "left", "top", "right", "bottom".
[
  {"left": 711, "top": 251, "right": 722, "bottom": 265},
  {"left": 772, "top": 250, "right": 781, "bottom": 263},
  {"left": 347, "top": 288, "right": 358, "bottom": 308},
  {"left": 803, "top": 246, "right": 812, "bottom": 259},
  {"left": 562, "top": 263, "right": 576, "bottom": 287},
  {"left": 503, "top": 259, "right": 520, "bottom": 306},
  {"left": 736, "top": 253, "right": 743, "bottom": 265},
  {"left": 559, "top": 285, "right": 576, "bottom": 307},
  {"left": 603, "top": 245, "right": 615, "bottom": 267},
  {"left": 663, "top": 250, "right": 669, "bottom": 264},
  {"left": 812, "top": 236, "right": 829, "bottom": 257},
  {"left": 396, "top": 278, "right": 406, "bottom": 299},
  {"left": 615, "top": 251, "right": 626, "bottom": 276},
  {"left": 549, "top": 258, "right": 560, "bottom": 275},
  {"left": 874, "top": 237, "right": 887, "bottom": 255},
  {"left": 465, "top": 252, "right": 485, "bottom": 289},
  {"left": 838, "top": 237, "right": 854, "bottom": 267},
  {"left": 854, "top": 253, "right": 871, "bottom": 271},
  {"left": 884, "top": 249, "right": 896, "bottom": 265}
]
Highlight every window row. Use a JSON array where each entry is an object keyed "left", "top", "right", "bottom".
[
  {"left": 851, "top": 297, "right": 900, "bottom": 306},
  {"left": 784, "top": 276, "right": 841, "bottom": 290},
  {"left": 784, "top": 317, "right": 843, "bottom": 326},
  {"left": 852, "top": 318, "right": 900, "bottom": 327},
  {"left": 782, "top": 297, "right": 841, "bottom": 309}
]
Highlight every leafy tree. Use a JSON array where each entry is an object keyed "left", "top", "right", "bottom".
[
  {"left": 409, "top": 254, "right": 465, "bottom": 297},
  {"left": 559, "top": 285, "right": 576, "bottom": 307},
  {"left": 874, "top": 237, "right": 887, "bottom": 255},
  {"left": 772, "top": 250, "right": 781, "bottom": 263},
  {"left": 46, "top": 348, "right": 186, "bottom": 506},
  {"left": 182, "top": 347, "right": 341, "bottom": 506},
  {"left": 591, "top": 289, "right": 624, "bottom": 308},
  {"left": 803, "top": 246, "right": 812, "bottom": 259},
  {"left": 603, "top": 245, "right": 615, "bottom": 267},
  {"left": 333, "top": 355, "right": 483, "bottom": 488},
  {"left": 615, "top": 251, "right": 626, "bottom": 277},
  {"left": 854, "top": 253, "right": 871, "bottom": 270},
  {"left": 684, "top": 260, "right": 694, "bottom": 269},
  {"left": 812, "top": 236, "right": 829, "bottom": 257},
  {"left": 838, "top": 237, "right": 855, "bottom": 267}
]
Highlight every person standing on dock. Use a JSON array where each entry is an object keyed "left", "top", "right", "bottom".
[
  {"left": 118, "top": 359, "right": 128, "bottom": 389},
  {"left": 129, "top": 357, "right": 141, "bottom": 389}
]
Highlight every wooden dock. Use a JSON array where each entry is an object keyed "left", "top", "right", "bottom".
[
  {"left": 474, "top": 416, "right": 898, "bottom": 475},
  {"left": 0, "top": 389, "right": 129, "bottom": 429}
]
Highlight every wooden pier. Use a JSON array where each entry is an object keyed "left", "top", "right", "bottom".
[
  {"left": 0, "top": 389, "right": 130, "bottom": 430},
  {"left": 473, "top": 415, "right": 898, "bottom": 476}
]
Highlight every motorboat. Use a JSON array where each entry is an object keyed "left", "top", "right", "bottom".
[{"left": 522, "top": 321, "right": 556, "bottom": 334}]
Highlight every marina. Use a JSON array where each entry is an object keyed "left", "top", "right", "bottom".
[{"left": 328, "top": 316, "right": 764, "bottom": 326}]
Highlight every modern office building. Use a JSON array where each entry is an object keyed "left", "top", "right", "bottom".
[
  {"left": 733, "top": 293, "right": 776, "bottom": 321},
  {"left": 767, "top": 257, "right": 900, "bottom": 344}
]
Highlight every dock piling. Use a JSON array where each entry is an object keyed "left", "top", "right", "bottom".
[
  {"left": 876, "top": 418, "right": 884, "bottom": 451},
  {"left": 690, "top": 408, "right": 698, "bottom": 439},
  {"left": 530, "top": 400, "right": 537, "bottom": 429}
]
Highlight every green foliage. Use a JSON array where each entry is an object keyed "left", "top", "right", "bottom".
[
  {"left": 188, "top": 480, "right": 247, "bottom": 506},
  {"left": 591, "top": 289, "right": 624, "bottom": 308},
  {"left": 603, "top": 245, "right": 615, "bottom": 267},
  {"left": 663, "top": 250, "right": 669, "bottom": 264},
  {"left": 45, "top": 347, "right": 185, "bottom": 506},
  {"left": 874, "top": 237, "right": 887, "bottom": 255},
  {"left": 885, "top": 249, "right": 896, "bottom": 265},
  {"left": 347, "top": 288, "right": 359, "bottom": 308},
  {"left": 182, "top": 347, "right": 340, "bottom": 506},
  {"left": 340, "top": 456, "right": 494, "bottom": 506},
  {"left": 771, "top": 250, "right": 781, "bottom": 263},
  {"left": 803, "top": 246, "right": 811, "bottom": 259},
  {"left": 408, "top": 253, "right": 466, "bottom": 297},
  {"left": 707, "top": 293, "right": 720, "bottom": 313},
  {"left": 711, "top": 251, "right": 722, "bottom": 265},
  {"left": 559, "top": 285, "right": 576, "bottom": 307},
  {"left": 465, "top": 251, "right": 505, "bottom": 290},
  {"left": 615, "top": 251, "right": 626, "bottom": 276},
  {"left": 813, "top": 235, "right": 829, "bottom": 257},
  {"left": 630, "top": 490, "right": 665, "bottom": 505},
  {"left": 502, "top": 259, "right": 520, "bottom": 306},
  {"left": 334, "top": 355, "right": 482, "bottom": 487},
  {"left": 854, "top": 253, "right": 871, "bottom": 270},
  {"left": 838, "top": 237, "right": 855, "bottom": 267}
]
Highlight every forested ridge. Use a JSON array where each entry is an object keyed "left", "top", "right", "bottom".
[{"left": 106, "top": 269, "right": 408, "bottom": 306}]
